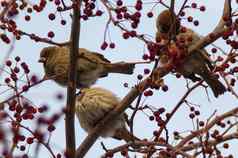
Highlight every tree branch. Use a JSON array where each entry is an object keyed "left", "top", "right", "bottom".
[
  {"left": 181, "top": 132, "right": 238, "bottom": 152},
  {"left": 175, "top": 106, "right": 238, "bottom": 149},
  {"left": 65, "top": 0, "right": 82, "bottom": 157}
]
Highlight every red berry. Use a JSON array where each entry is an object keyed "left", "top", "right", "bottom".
[
  {"left": 100, "top": 42, "right": 108, "bottom": 50},
  {"left": 13, "top": 67, "right": 20, "bottom": 73},
  {"left": 15, "top": 56, "right": 20, "bottom": 62},
  {"left": 187, "top": 16, "right": 193, "bottom": 22},
  {"left": 233, "top": 67, "right": 238, "bottom": 73},
  {"left": 189, "top": 113, "right": 195, "bottom": 119},
  {"left": 6, "top": 60, "right": 12, "bottom": 67},
  {"left": 123, "top": 82, "right": 128, "bottom": 87},
  {"left": 137, "top": 74, "right": 143, "bottom": 80},
  {"left": 122, "top": 32, "right": 130, "bottom": 39},
  {"left": 26, "top": 137, "right": 34, "bottom": 144},
  {"left": 47, "top": 31, "right": 55, "bottom": 38},
  {"left": 149, "top": 116, "right": 154, "bottom": 121},
  {"left": 22, "top": 85, "right": 29, "bottom": 91},
  {"left": 38, "top": 105, "right": 48, "bottom": 113},
  {"left": 54, "top": 0, "right": 60, "bottom": 5},
  {"left": 211, "top": 48, "right": 217, "bottom": 53},
  {"left": 25, "top": 15, "right": 31, "bottom": 21},
  {"left": 109, "top": 43, "right": 115, "bottom": 49},
  {"left": 199, "top": 6, "right": 206, "bottom": 11},
  {"left": 193, "top": 20, "right": 199, "bottom": 26},
  {"left": 142, "top": 54, "right": 149, "bottom": 60},
  {"left": 116, "top": 0, "right": 123, "bottom": 6},
  {"left": 48, "top": 13, "right": 55, "bottom": 20},
  {"left": 20, "top": 145, "right": 25, "bottom": 151},
  {"left": 162, "top": 85, "right": 168, "bottom": 92},
  {"left": 61, "top": 20, "right": 66, "bottom": 25},
  {"left": 144, "top": 68, "right": 150, "bottom": 74},
  {"left": 191, "top": 3, "right": 197, "bottom": 8},
  {"left": 96, "top": 10, "right": 103, "bottom": 16},
  {"left": 48, "top": 124, "right": 56, "bottom": 132},
  {"left": 147, "top": 12, "right": 153, "bottom": 18},
  {"left": 5, "top": 78, "right": 11, "bottom": 83}
]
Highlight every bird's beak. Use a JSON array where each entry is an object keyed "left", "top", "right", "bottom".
[{"left": 38, "top": 57, "right": 46, "bottom": 63}]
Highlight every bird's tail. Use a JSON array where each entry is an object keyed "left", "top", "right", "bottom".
[
  {"left": 105, "top": 61, "right": 150, "bottom": 75},
  {"left": 113, "top": 127, "right": 140, "bottom": 148},
  {"left": 203, "top": 73, "right": 226, "bottom": 98}
]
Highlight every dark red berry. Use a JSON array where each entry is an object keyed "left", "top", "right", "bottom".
[
  {"left": 147, "top": 12, "right": 153, "bottom": 18},
  {"left": 48, "top": 13, "right": 55, "bottom": 20},
  {"left": 109, "top": 43, "right": 115, "bottom": 49},
  {"left": 6, "top": 60, "right": 12, "bottom": 67},
  {"left": 47, "top": 31, "right": 55, "bottom": 38}
]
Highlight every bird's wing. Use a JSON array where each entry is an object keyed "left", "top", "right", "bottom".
[{"left": 78, "top": 48, "right": 111, "bottom": 64}]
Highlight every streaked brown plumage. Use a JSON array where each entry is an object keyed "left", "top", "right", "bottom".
[
  {"left": 75, "top": 87, "right": 139, "bottom": 143},
  {"left": 39, "top": 46, "right": 137, "bottom": 88},
  {"left": 156, "top": 10, "right": 226, "bottom": 97}
]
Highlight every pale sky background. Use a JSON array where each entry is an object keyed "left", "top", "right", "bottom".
[{"left": 0, "top": 0, "right": 238, "bottom": 158}]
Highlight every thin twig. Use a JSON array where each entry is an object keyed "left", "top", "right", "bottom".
[{"left": 176, "top": 106, "right": 238, "bottom": 149}]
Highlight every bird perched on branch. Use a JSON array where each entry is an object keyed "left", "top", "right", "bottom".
[
  {"left": 155, "top": 9, "right": 226, "bottom": 97},
  {"left": 75, "top": 87, "right": 139, "bottom": 144},
  {"left": 39, "top": 46, "right": 145, "bottom": 88}
]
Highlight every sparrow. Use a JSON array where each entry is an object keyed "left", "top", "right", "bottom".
[
  {"left": 75, "top": 87, "right": 139, "bottom": 143},
  {"left": 39, "top": 46, "right": 140, "bottom": 88},
  {"left": 155, "top": 10, "right": 226, "bottom": 97}
]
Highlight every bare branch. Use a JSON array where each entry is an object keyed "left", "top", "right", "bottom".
[
  {"left": 181, "top": 132, "right": 238, "bottom": 152},
  {"left": 176, "top": 106, "right": 238, "bottom": 149},
  {"left": 65, "top": 0, "right": 82, "bottom": 157}
]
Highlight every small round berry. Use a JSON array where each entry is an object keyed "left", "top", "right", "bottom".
[
  {"left": 147, "top": 12, "right": 153, "bottom": 18},
  {"left": 100, "top": 42, "right": 108, "bottom": 50},
  {"left": 47, "top": 31, "right": 55, "bottom": 38},
  {"left": 26, "top": 137, "right": 34, "bottom": 144},
  {"left": 191, "top": 3, "right": 197, "bottom": 8},
  {"left": 20, "top": 145, "right": 26, "bottom": 151},
  {"left": 189, "top": 113, "right": 195, "bottom": 119},
  {"left": 5, "top": 78, "right": 11, "bottom": 83},
  {"left": 187, "top": 16, "right": 193, "bottom": 22},
  {"left": 142, "top": 54, "right": 149, "bottom": 60},
  {"left": 48, "top": 124, "right": 56, "bottom": 132},
  {"left": 13, "top": 67, "right": 20, "bottom": 73},
  {"left": 109, "top": 43, "right": 115, "bottom": 49},
  {"left": 96, "top": 10, "right": 103, "bottom": 16},
  {"left": 144, "top": 68, "right": 150, "bottom": 74},
  {"left": 25, "top": 15, "right": 31, "bottom": 21},
  {"left": 15, "top": 56, "right": 20, "bottom": 62},
  {"left": 211, "top": 48, "right": 217, "bottom": 53},
  {"left": 116, "top": 0, "right": 123, "bottom": 6},
  {"left": 162, "top": 85, "right": 168, "bottom": 92},
  {"left": 123, "top": 82, "right": 128, "bottom": 87},
  {"left": 122, "top": 32, "right": 130, "bottom": 39},
  {"left": 199, "top": 121, "right": 204, "bottom": 127},
  {"left": 193, "top": 20, "right": 199, "bottom": 26},
  {"left": 199, "top": 6, "right": 206, "bottom": 11},
  {"left": 6, "top": 60, "right": 12, "bottom": 67},
  {"left": 149, "top": 116, "right": 154, "bottom": 121},
  {"left": 48, "top": 13, "right": 55, "bottom": 20},
  {"left": 137, "top": 74, "right": 143, "bottom": 80},
  {"left": 61, "top": 19, "right": 66, "bottom": 25}
]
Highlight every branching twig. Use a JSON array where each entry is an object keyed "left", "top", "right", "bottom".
[
  {"left": 181, "top": 132, "right": 238, "bottom": 152},
  {"left": 176, "top": 106, "right": 238, "bottom": 149}
]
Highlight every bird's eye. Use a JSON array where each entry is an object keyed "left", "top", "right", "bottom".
[{"left": 159, "top": 25, "right": 170, "bottom": 33}]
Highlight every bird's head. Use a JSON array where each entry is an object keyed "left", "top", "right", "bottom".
[
  {"left": 38, "top": 46, "right": 57, "bottom": 64},
  {"left": 156, "top": 9, "right": 180, "bottom": 40}
]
